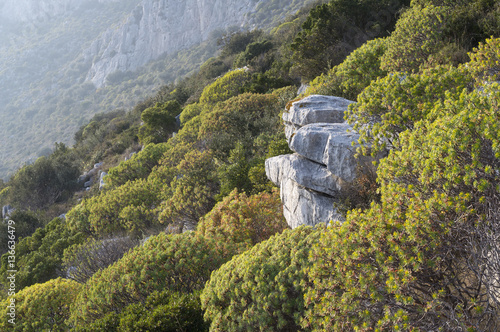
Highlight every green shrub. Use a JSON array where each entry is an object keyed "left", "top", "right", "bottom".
[
  {"left": 74, "top": 290, "right": 208, "bottom": 332},
  {"left": 346, "top": 65, "right": 472, "bottom": 156},
  {"left": 137, "top": 101, "right": 181, "bottom": 144},
  {"left": 303, "top": 74, "right": 500, "bottom": 331},
  {"left": 469, "top": 37, "right": 500, "bottom": 82},
  {"left": 105, "top": 143, "right": 169, "bottom": 188},
  {"left": 66, "top": 178, "right": 162, "bottom": 236},
  {"left": 0, "top": 278, "right": 81, "bottom": 332},
  {"left": 202, "top": 226, "right": 321, "bottom": 332},
  {"left": 306, "top": 37, "right": 388, "bottom": 100},
  {"left": 0, "top": 218, "right": 84, "bottom": 295},
  {"left": 381, "top": 5, "right": 448, "bottom": 73},
  {"left": 196, "top": 189, "right": 288, "bottom": 247},
  {"left": 69, "top": 231, "right": 244, "bottom": 326},
  {"left": 199, "top": 69, "right": 251, "bottom": 104}
]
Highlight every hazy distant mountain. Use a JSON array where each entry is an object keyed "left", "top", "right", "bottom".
[{"left": 0, "top": 0, "right": 317, "bottom": 179}]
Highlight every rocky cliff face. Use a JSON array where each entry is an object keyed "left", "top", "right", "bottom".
[
  {"left": 84, "top": 0, "right": 264, "bottom": 87},
  {"left": 266, "top": 95, "right": 376, "bottom": 228},
  {"left": 0, "top": 0, "right": 118, "bottom": 23}
]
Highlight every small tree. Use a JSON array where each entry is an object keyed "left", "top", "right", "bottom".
[
  {"left": 138, "top": 101, "right": 181, "bottom": 144},
  {"left": 68, "top": 232, "right": 244, "bottom": 326}
]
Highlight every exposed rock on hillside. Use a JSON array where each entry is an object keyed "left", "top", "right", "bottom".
[
  {"left": 283, "top": 94, "right": 354, "bottom": 142},
  {"left": 266, "top": 95, "right": 374, "bottom": 228},
  {"left": 85, "top": 0, "right": 264, "bottom": 87},
  {"left": 0, "top": 0, "right": 118, "bottom": 23}
]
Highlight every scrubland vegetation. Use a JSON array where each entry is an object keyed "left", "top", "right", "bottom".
[{"left": 0, "top": 0, "right": 500, "bottom": 330}]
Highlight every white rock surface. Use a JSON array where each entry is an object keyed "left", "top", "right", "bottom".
[
  {"left": 265, "top": 95, "right": 380, "bottom": 228},
  {"left": 289, "top": 123, "right": 362, "bottom": 183},
  {"left": 280, "top": 176, "right": 343, "bottom": 229},
  {"left": 266, "top": 154, "right": 341, "bottom": 197},
  {"left": 283, "top": 95, "right": 354, "bottom": 141}
]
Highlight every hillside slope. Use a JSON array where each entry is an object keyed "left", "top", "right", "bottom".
[{"left": 0, "top": 0, "right": 321, "bottom": 179}]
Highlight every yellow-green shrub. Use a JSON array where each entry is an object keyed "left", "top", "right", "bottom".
[
  {"left": 303, "top": 81, "right": 500, "bottom": 331},
  {"left": 199, "top": 69, "right": 251, "bottom": 104},
  {"left": 69, "top": 231, "right": 244, "bottom": 326},
  {"left": 196, "top": 189, "right": 288, "bottom": 247},
  {"left": 306, "top": 37, "right": 388, "bottom": 100},
  {"left": 201, "top": 226, "right": 321, "bottom": 332},
  {"left": 0, "top": 278, "right": 81, "bottom": 332}
]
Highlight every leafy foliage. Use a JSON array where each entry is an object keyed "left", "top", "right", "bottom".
[
  {"left": 469, "top": 37, "right": 500, "bottom": 81},
  {"left": 0, "top": 278, "right": 81, "bottom": 332},
  {"left": 137, "top": 101, "right": 181, "bottom": 144},
  {"left": 199, "top": 69, "right": 252, "bottom": 104},
  {"left": 62, "top": 236, "right": 138, "bottom": 283},
  {"left": 68, "top": 231, "right": 244, "bottom": 326},
  {"left": 0, "top": 217, "right": 84, "bottom": 296},
  {"left": 196, "top": 189, "right": 288, "bottom": 247},
  {"left": 381, "top": 5, "right": 449, "bottom": 73},
  {"left": 306, "top": 37, "right": 388, "bottom": 100},
  {"left": 67, "top": 178, "right": 162, "bottom": 236},
  {"left": 303, "top": 48, "right": 500, "bottom": 330},
  {"left": 105, "top": 142, "right": 169, "bottom": 188},
  {"left": 75, "top": 290, "right": 208, "bottom": 332},
  {"left": 346, "top": 65, "right": 472, "bottom": 156},
  {"left": 202, "top": 227, "right": 321, "bottom": 331},
  {"left": 4, "top": 143, "right": 80, "bottom": 211},
  {"left": 0, "top": 211, "right": 41, "bottom": 255},
  {"left": 290, "top": 0, "right": 410, "bottom": 81}
]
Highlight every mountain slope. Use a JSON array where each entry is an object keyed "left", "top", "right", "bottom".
[{"left": 0, "top": 0, "right": 321, "bottom": 179}]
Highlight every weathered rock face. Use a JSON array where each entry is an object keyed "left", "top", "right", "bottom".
[
  {"left": 84, "top": 0, "right": 262, "bottom": 87},
  {"left": 266, "top": 95, "right": 373, "bottom": 228},
  {"left": 283, "top": 94, "right": 355, "bottom": 143},
  {"left": 0, "top": 0, "right": 117, "bottom": 23}
]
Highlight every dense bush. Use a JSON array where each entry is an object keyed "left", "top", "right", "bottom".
[
  {"left": 196, "top": 189, "right": 288, "bottom": 247},
  {"left": 74, "top": 290, "right": 208, "bottom": 332},
  {"left": 62, "top": 236, "right": 138, "bottom": 283},
  {"left": 290, "top": 0, "right": 410, "bottom": 81},
  {"left": 105, "top": 142, "right": 169, "bottom": 188},
  {"left": 381, "top": 4, "right": 449, "bottom": 73},
  {"left": 202, "top": 226, "right": 321, "bottom": 331},
  {"left": 199, "top": 69, "right": 251, "bottom": 104},
  {"left": 0, "top": 210, "right": 41, "bottom": 255},
  {"left": 67, "top": 178, "right": 162, "bottom": 236},
  {"left": 306, "top": 37, "right": 388, "bottom": 100},
  {"left": 0, "top": 217, "right": 84, "bottom": 295},
  {"left": 4, "top": 143, "right": 80, "bottom": 211},
  {"left": 68, "top": 231, "right": 244, "bottom": 326},
  {"left": 137, "top": 100, "right": 182, "bottom": 144},
  {"left": 302, "top": 42, "right": 500, "bottom": 330},
  {"left": 0, "top": 278, "right": 81, "bottom": 332},
  {"left": 346, "top": 65, "right": 472, "bottom": 156}
]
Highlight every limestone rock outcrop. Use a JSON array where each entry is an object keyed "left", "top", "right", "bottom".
[
  {"left": 0, "top": 0, "right": 118, "bottom": 23},
  {"left": 84, "top": 0, "right": 319, "bottom": 87},
  {"left": 283, "top": 94, "right": 355, "bottom": 142},
  {"left": 266, "top": 95, "right": 373, "bottom": 228}
]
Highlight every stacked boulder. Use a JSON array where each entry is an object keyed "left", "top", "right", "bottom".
[{"left": 266, "top": 95, "right": 373, "bottom": 228}]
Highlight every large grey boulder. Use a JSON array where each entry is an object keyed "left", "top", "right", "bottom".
[
  {"left": 266, "top": 154, "right": 344, "bottom": 228},
  {"left": 278, "top": 168, "right": 343, "bottom": 228},
  {"left": 281, "top": 176, "right": 343, "bottom": 228},
  {"left": 289, "top": 123, "right": 363, "bottom": 183},
  {"left": 266, "top": 154, "right": 341, "bottom": 197},
  {"left": 265, "top": 94, "right": 379, "bottom": 229},
  {"left": 283, "top": 95, "right": 354, "bottom": 141}
]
